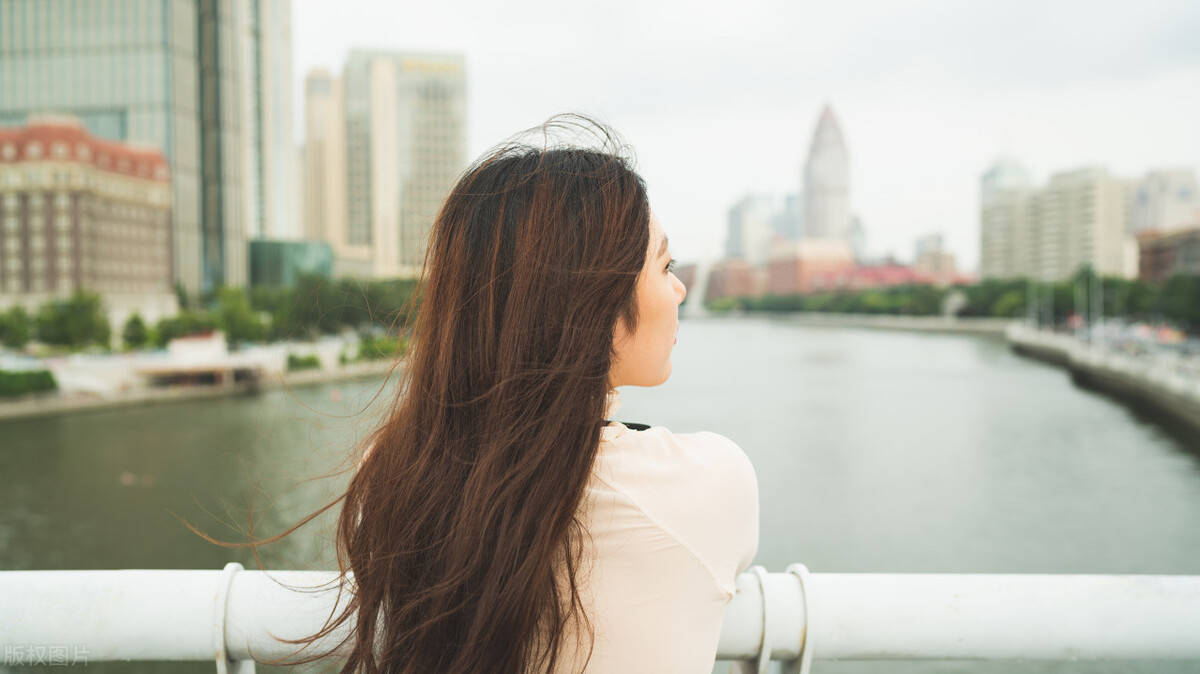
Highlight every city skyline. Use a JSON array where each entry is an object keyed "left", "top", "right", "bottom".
[{"left": 292, "top": 0, "right": 1200, "bottom": 273}]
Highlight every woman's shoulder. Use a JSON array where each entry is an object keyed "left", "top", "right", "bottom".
[
  {"left": 600, "top": 423, "right": 755, "bottom": 481},
  {"left": 595, "top": 423, "right": 760, "bottom": 598}
]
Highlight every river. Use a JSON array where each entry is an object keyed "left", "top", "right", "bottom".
[{"left": 2, "top": 316, "right": 1198, "bottom": 673}]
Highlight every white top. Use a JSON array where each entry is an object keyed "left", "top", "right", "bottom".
[{"left": 551, "top": 389, "right": 760, "bottom": 673}]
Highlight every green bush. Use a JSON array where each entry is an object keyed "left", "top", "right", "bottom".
[
  {"left": 253, "top": 275, "right": 419, "bottom": 340},
  {"left": 153, "top": 310, "right": 219, "bottom": 347},
  {"left": 0, "top": 369, "right": 57, "bottom": 397},
  {"left": 122, "top": 313, "right": 149, "bottom": 349},
  {"left": 705, "top": 297, "right": 741, "bottom": 313},
  {"left": 0, "top": 306, "right": 32, "bottom": 349},
  {"left": 213, "top": 286, "right": 267, "bottom": 345},
  {"left": 286, "top": 353, "right": 321, "bottom": 371},
  {"left": 34, "top": 292, "right": 111, "bottom": 348},
  {"left": 357, "top": 334, "right": 406, "bottom": 361},
  {"left": 990, "top": 290, "right": 1025, "bottom": 318}
]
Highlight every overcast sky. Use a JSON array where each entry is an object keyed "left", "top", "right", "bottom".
[{"left": 293, "top": 0, "right": 1200, "bottom": 272}]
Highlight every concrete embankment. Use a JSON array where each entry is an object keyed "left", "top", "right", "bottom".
[
  {"left": 753, "top": 312, "right": 1015, "bottom": 337},
  {"left": 1007, "top": 325, "right": 1200, "bottom": 436},
  {"left": 0, "top": 359, "right": 401, "bottom": 422}
]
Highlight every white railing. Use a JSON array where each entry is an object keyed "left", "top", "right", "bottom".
[{"left": 3, "top": 563, "right": 1200, "bottom": 671}]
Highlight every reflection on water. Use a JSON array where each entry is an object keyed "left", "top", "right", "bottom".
[{"left": 2, "top": 317, "right": 1198, "bottom": 673}]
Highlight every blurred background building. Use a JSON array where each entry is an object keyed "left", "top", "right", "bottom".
[
  {"left": 803, "top": 105, "right": 851, "bottom": 244},
  {"left": 0, "top": 0, "right": 297, "bottom": 297},
  {"left": 248, "top": 239, "right": 333, "bottom": 287},
  {"left": 324, "top": 50, "right": 467, "bottom": 279},
  {"left": 302, "top": 69, "right": 346, "bottom": 255},
  {"left": 913, "top": 232, "right": 959, "bottom": 285},
  {"left": 725, "top": 194, "right": 775, "bottom": 268},
  {"left": 0, "top": 116, "right": 176, "bottom": 329},
  {"left": 1128, "top": 170, "right": 1199, "bottom": 235},
  {"left": 705, "top": 104, "right": 876, "bottom": 301},
  {"left": 979, "top": 161, "right": 1139, "bottom": 281}
]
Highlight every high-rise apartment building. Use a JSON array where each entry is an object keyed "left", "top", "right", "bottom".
[
  {"left": 979, "top": 160, "right": 1033, "bottom": 279},
  {"left": 803, "top": 105, "right": 850, "bottom": 242},
  {"left": 980, "top": 162, "right": 1136, "bottom": 281},
  {"left": 0, "top": 0, "right": 294, "bottom": 295},
  {"left": 341, "top": 50, "right": 466, "bottom": 278}
]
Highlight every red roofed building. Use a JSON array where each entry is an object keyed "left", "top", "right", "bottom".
[
  {"left": 766, "top": 239, "right": 856, "bottom": 295},
  {"left": 706, "top": 259, "right": 766, "bottom": 302},
  {"left": 809, "top": 263, "right": 937, "bottom": 292},
  {"left": 0, "top": 116, "right": 177, "bottom": 336}
]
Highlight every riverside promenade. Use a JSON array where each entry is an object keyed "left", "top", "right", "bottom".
[
  {"left": 1007, "top": 324, "right": 1200, "bottom": 437},
  {"left": 0, "top": 359, "right": 400, "bottom": 422},
  {"left": 754, "top": 311, "right": 1014, "bottom": 337}
]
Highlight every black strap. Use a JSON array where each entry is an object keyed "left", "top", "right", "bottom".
[{"left": 602, "top": 419, "right": 650, "bottom": 431}]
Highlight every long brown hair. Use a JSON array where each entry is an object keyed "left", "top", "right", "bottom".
[{"left": 189, "top": 115, "right": 652, "bottom": 673}]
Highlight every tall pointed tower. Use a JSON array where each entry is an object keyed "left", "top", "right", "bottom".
[{"left": 803, "top": 105, "right": 851, "bottom": 241}]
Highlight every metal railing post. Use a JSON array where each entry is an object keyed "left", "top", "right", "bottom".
[{"left": 214, "top": 562, "right": 255, "bottom": 674}]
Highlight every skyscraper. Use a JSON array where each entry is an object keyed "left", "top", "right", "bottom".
[
  {"left": 979, "top": 159, "right": 1033, "bottom": 279},
  {"left": 302, "top": 69, "right": 347, "bottom": 252},
  {"left": 0, "top": 0, "right": 294, "bottom": 295},
  {"left": 803, "top": 105, "right": 850, "bottom": 242},
  {"left": 342, "top": 50, "right": 467, "bottom": 278},
  {"left": 238, "top": 0, "right": 296, "bottom": 242}
]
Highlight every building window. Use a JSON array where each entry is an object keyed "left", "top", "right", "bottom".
[
  {"left": 26, "top": 141, "right": 43, "bottom": 159},
  {"left": 52, "top": 142, "right": 68, "bottom": 159}
]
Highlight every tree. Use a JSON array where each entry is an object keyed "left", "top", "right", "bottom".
[
  {"left": 214, "top": 286, "right": 266, "bottom": 346},
  {"left": 122, "top": 313, "right": 149, "bottom": 350},
  {"left": 0, "top": 306, "right": 32, "bottom": 350},
  {"left": 990, "top": 290, "right": 1025, "bottom": 318},
  {"left": 35, "top": 292, "right": 111, "bottom": 349},
  {"left": 1160, "top": 274, "right": 1200, "bottom": 329},
  {"left": 153, "top": 310, "right": 218, "bottom": 347},
  {"left": 174, "top": 280, "right": 191, "bottom": 311}
]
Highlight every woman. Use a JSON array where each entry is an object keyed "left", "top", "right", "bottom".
[{"left": 255, "top": 115, "right": 759, "bottom": 673}]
